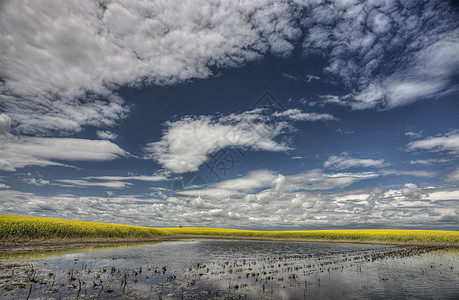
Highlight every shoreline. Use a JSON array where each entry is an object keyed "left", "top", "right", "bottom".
[{"left": 1, "top": 234, "right": 457, "bottom": 254}]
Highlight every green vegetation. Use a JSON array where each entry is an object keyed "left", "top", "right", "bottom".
[{"left": 1, "top": 214, "right": 458, "bottom": 246}]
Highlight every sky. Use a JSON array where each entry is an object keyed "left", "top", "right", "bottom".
[{"left": 0, "top": 0, "right": 458, "bottom": 230}]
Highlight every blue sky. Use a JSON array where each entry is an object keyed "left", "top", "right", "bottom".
[{"left": 0, "top": 0, "right": 458, "bottom": 229}]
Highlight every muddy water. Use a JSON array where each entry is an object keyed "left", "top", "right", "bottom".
[{"left": 0, "top": 239, "right": 458, "bottom": 299}]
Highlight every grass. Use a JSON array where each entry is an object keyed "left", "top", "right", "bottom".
[{"left": 1, "top": 214, "right": 458, "bottom": 247}]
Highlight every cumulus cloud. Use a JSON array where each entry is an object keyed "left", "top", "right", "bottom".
[
  {"left": 0, "top": 136, "right": 128, "bottom": 171},
  {"left": 144, "top": 110, "right": 294, "bottom": 173},
  {"left": 0, "top": 0, "right": 301, "bottom": 135},
  {"left": 25, "top": 178, "right": 50, "bottom": 186},
  {"left": 405, "top": 131, "right": 423, "bottom": 139},
  {"left": 178, "top": 169, "right": 379, "bottom": 201},
  {"left": 1, "top": 176, "right": 457, "bottom": 230},
  {"left": 2, "top": 94, "right": 128, "bottom": 136},
  {"left": 0, "top": 160, "right": 15, "bottom": 172},
  {"left": 146, "top": 108, "right": 337, "bottom": 173},
  {"left": 2, "top": 0, "right": 456, "bottom": 137},
  {"left": 302, "top": 0, "right": 459, "bottom": 109},
  {"left": 401, "top": 183, "right": 423, "bottom": 200},
  {"left": 96, "top": 130, "right": 118, "bottom": 140},
  {"left": 324, "top": 153, "right": 387, "bottom": 169},
  {"left": 406, "top": 131, "right": 459, "bottom": 154}
]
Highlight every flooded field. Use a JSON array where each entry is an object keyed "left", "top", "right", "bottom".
[{"left": 0, "top": 239, "right": 458, "bottom": 299}]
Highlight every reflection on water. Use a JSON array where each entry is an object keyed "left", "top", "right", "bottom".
[
  {"left": 0, "top": 239, "right": 458, "bottom": 299},
  {"left": 0, "top": 242, "right": 161, "bottom": 261}
]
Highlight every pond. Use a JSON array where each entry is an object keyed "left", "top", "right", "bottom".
[{"left": 0, "top": 239, "right": 458, "bottom": 299}]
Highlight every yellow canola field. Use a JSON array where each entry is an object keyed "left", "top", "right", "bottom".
[
  {"left": 0, "top": 214, "right": 167, "bottom": 239},
  {"left": 1, "top": 214, "right": 458, "bottom": 244},
  {"left": 162, "top": 227, "right": 459, "bottom": 244}
]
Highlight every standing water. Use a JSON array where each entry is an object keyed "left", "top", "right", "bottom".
[{"left": 0, "top": 239, "right": 458, "bottom": 299}]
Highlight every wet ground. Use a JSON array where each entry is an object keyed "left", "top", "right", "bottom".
[{"left": 0, "top": 239, "right": 458, "bottom": 299}]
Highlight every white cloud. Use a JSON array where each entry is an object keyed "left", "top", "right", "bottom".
[
  {"left": 0, "top": 159, "right": 15, "bottom": 172},
  {"left": 0, "top": 114, "right": 11, "bottom": 136},
  {"left": 324, "top": 153, "right": 387, "bottom": 169},
  {"left": 144, "top": 110, "right": 293, "bottom": 173},
  {"left": 445, "top": 168, "right": 459, "bottom": 182},
  {"left": 273, "top": 108, "right": 336, "bottom": 121},
  {"left": 282, "top": 73, "right": 320, "bottom": 83},
  {"left": 284, "top": 170, "right": 379, "bottom": 191},
  {"left": 1, "top": 93, "right": 128, "bottom": 136},
  {"left": 1, "top": 0, "right": 456, "bottom": 139},
  {"left": 406, "top": 131, "right": 459, "bottom": 181},
  {"left": 2, "top": 176, "right": 457, "bottom": 230},
  {"left": 282, "top": 73, "right": 300, "bottom": 81},
  {"left": 401, "top": 183, "right": 423, "bottom": 200},
  {"left": 302, "top": 1, "right": 459, "bottom": 109},
  {"left": 0, "top": 184, "right": 10, "bottom": 189},
  {"left": 383, "top": 40, "right": 459, "bottom": 108},
  {"left": 25, "top": 178, "right": 50, "bottom": 186},
  {"left": 215, "top": 170, "right": 278, "bottom": 192},
  {"left": 177, "top": 168, "right": 378, "bottom": 201},
  {"left": 55, "top": 179, "right": 132, "bottom": 189},
  {"left": 380, "top": 169, "right": 437, "bottom": 178},
  {"left": 427, "top": 188, "right": 459, "bottom": 201},
  {"left": 221, "top": 169, "right": 378, "bottom": 193},
  {"left": 177, "top": 187, "right": 242, "bottom": 200},
  {"left": 405, "top": 131, "right": 423, "bottom": 139},
  {"left": 84, "top": 174, "right": 168, "bottom": 182},
  {"left": 146, "top": 108, "right": 338, "bottom": 174},
  {"left": 1, "top": 1, "right": 455, "bottom": 138},
  {"left": 409, "top": 158, "right": 451, "bottom": 165},
  {"left": 304, "top": 75, "right": 320, "bottom": 83},
  {"left": 0, "top": 0, "right": 301, "bottom": 135},
  {"left": 406, "top": 131, "right": 459, "bottom": 155},
  {"left": 96, "top": 130, "right": 118, "bottom": 141},
  {"left": 318, "top": 95, "right": 341, "bottom": 105},
  {"left": 0, "top": 136, "right": 128, "bottom": 171}
]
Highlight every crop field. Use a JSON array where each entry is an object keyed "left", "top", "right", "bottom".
[
  {"left": 1, "top": 214, "right": 458, "bottom": 246},
  {"left": 163, "top": 227, "right": 459, "bottom": 244},
  {"left": 0, "top": 214, "right": 167, "bottom": 239}
]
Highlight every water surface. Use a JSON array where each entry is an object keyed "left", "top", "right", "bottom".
[{"left": 0, "top": 239, "right": 457, "bottom": 299}]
